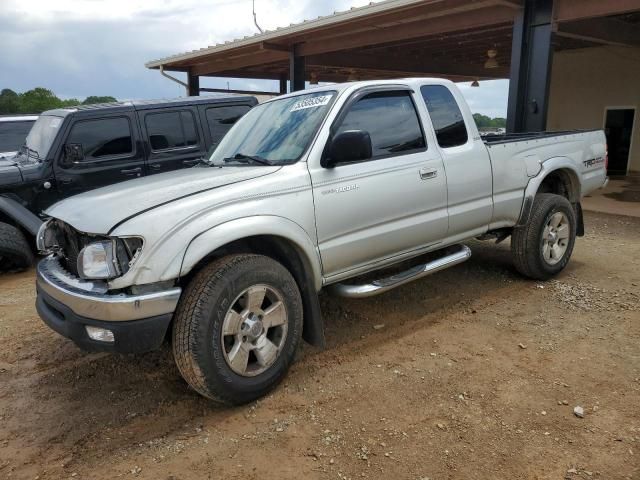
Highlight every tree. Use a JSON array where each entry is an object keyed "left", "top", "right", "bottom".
[
  {"left": 0, "top": 88, "right": 118, "bottom": 114},
  {"left": 0, "top": 89, "right": 20, "bottom": 114},
  {"left": 82, "top": 96, "right": 117, "bottom": 105},
  {"left": 19, "top": 88, "right": 60, "bottom": 113},
  {"left": 473, "top": 113, "right": 506, "bottom": 129}
]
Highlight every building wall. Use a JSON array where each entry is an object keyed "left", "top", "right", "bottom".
[{"left": 547, "top": 46, "right": 640, "bottom": 174}]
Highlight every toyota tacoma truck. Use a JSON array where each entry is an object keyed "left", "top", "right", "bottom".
[{"left": 35, "top": 79, "right": 608, "bottom": 405}]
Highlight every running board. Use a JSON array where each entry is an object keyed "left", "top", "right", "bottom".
[{"left": 328, "top": 244, "right": 472, "bottom": 298}]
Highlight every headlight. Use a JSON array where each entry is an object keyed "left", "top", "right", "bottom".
[{"left": 78, "top": 240, "right": 120, "bottom": 280}]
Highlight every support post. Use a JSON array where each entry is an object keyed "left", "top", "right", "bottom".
[
  {"left": 187, "top": 70, "right": 200, "bottom": 96},
  {"left": 506, "top": 0, "right": 554, "bottom": 133},
  {"left": 289, "top": 45, "right": 306, "bottom": 92},
  {"left": 279, "top": 73, "right": 288, "bottom": 94}
]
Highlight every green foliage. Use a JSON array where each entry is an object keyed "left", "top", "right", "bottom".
[
  {"left": 0, "top": 88, "right": 117, "bottom": 114},
  {"left": 473, "top": 113, "right": 507, "bottom": 129},
  {"left": 0, "top": 89, "right": 20, "bottom": 114},
  {"left": 82, "top": 96, "right": 117, "bottom": 105}
]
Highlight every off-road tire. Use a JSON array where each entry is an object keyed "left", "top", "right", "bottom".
[
  {"left": 172, "top": 254, "right": 303, "bottom": 405},
  {"left": 0, "top": 222, "right": 34, "bottom": 272},
  {"left": 511, "top": 193, "right": 576, "bottom": 280}
]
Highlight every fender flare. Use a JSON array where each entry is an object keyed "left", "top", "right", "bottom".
[
  {"left": 177, "top": 216, "right": 326, "bottom": 347},
  {"left": 0, "top": 196, "right": 43, "bottom": 236},
  {"left": 517, "top": 157, "right": 581, "bottom": 227},
  {"left": 179, "top": 215, "right": 322, "bottom": 287}
]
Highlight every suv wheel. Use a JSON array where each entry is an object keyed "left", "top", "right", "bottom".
[
  {"left": 511, "top": 193, "right": 577, "bottom": 280},
  {"left": 172, "top": 254, "right": 303, "bottom": 405},
  {"left": 0, "top": 222, "right": 34, "bottom": 272}
]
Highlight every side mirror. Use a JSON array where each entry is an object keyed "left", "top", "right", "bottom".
[
  {"left": 63, "top": 143, "right": 84, "bottom": 165},
  {"left": 322, "top": 130, "right": 372, "bottom": 168}
]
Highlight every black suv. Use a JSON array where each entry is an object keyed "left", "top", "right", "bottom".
[{"left": 0, "top": 95, "right": 257, "bottom": 270}]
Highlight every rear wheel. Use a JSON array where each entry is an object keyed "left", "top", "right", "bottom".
[
  {"left": 0, "top": 222, "right": 34, "bottom": 272},
  {"left": 511, "top": 193, "right": 576, "bottom": 280},
  {"left": 172, "top": 254, "right": 303, "bottom": 405}
]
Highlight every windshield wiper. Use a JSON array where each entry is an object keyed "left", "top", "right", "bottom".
[{"left": 223, "top": 153, "right": 273, "bottom": 166}]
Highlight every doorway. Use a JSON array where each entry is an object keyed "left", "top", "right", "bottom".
[{"left": 604, "top": 108, "right": 635, "bottom": 176}]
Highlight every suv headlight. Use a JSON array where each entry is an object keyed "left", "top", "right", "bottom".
[{"left": 78, "top": 237, "right": 143, "bottom": 280}]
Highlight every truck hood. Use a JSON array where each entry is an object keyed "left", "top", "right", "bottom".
[
  {"left": 0, "top": 157, "right": 23, "bottom": 186},
  {"left": 46, "top": 165, "right": 280, "bottom": 234}
]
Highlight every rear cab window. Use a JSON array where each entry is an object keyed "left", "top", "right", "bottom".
[
  {"left": 335, "top": 90, "right": 426, "bottom": 159},
  {"left": 420, "top": 85, "right": 468, "bottom": 148}
]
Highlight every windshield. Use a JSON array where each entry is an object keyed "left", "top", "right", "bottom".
[
  {"left": 0, "top": 120, "right": 36, "bottom": 153},
  {"left": 209, "top": 90, "right": 336, "bottom": 166},
  {"left": 24, "top": 115, "right": 63, "bottom": 159}
]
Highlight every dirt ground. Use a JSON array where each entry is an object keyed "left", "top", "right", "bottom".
[{"left": 1, "top": 211, "right": 639, "bottom": 480}]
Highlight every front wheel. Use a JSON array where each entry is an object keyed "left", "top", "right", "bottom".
[
  {"left": 511, "top": 193, "right": 577, "bottom": 280},
  {"left": 172, "top": 254, "right": 303, "bottom": 405},
  {"left": 0, "top": 222, "right": 34, "bottom": 272}
]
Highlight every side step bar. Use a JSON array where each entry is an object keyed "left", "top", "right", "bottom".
[{"left": 328, "top": 244, "right": 472, "bottom": 298}]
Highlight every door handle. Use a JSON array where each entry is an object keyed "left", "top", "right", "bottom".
[
  {"left": 121, "top": 167, "right": 142, "bottom": 176},
  {"left": 419, "top": 168, "right": 438, "bottom": 180}
]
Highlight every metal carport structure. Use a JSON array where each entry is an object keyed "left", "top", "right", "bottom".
[{"left": 146, "top": 0, "right": 640, "bottom": 134}]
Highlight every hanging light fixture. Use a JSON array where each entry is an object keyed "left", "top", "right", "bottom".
[
  {"left": 309, "top": 71, "right": 319, "bottom": 85},
  {"left": 484, "top": 49, "right": 499, "bottom": 69},
  {"left": 471, "top": 79, "right": 480, "bottom": 87}
]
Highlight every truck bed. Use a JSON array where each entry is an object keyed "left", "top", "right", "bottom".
[{"left": 482, "top": 130, "right": 598, "bottom": 145}]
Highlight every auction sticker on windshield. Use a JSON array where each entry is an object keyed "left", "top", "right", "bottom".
[{"left": 290, "top": 94, "right": 333, "bottom": 112}]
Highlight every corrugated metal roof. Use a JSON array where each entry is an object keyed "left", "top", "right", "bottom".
[{"left": 145, "top": 0, "right": 428, "bottom": 68}]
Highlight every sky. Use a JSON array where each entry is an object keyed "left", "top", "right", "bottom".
[{"left": 0, "top": 0, "right": 509, "bottom": 118}]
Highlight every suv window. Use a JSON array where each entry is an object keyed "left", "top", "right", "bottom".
[
  {"left": 336, "top": 91, "right": 425, "bottom": 158},
  {"left": 146, "top": 110, "right": 198, "bottom": 151},
  {"left": 205, "top": 105, "right": 252, "bottom": 145},
  {"left": 0, "top": 121, "right": 36, "bottom": 152},
  {"left": 67, "top": 117, "right": 133, "bottom": 161},
  {"left": 420, "top": 85, "right": 468, "bottom": 148}
]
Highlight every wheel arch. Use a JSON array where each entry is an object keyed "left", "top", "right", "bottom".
[
  {"left": 518, "top": 158, "right": 582, "bottom": 228},
  {"left": 177, "top": 216, "right": 325, "bottom": 347}
]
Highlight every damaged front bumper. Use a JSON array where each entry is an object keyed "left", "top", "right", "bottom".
[{"left": 35, "top": 256, "right": 181, "bottom": 353}]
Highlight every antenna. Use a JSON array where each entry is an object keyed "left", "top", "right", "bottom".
[{"left": 253, "top": 0, "right": 263, "bottom": 33}]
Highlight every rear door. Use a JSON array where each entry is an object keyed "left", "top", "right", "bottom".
[
  {"left": 54, "top": 112, "right": 146, "bottom": 198},
  {"left": 419, "top": 84, "right": 493, "bottom": 237},
  {"left": 310, "top": 87, "right": 449, "bottom": 278},
  {"left": 139, "top": 107, "right": 205, "bottom": 174}
]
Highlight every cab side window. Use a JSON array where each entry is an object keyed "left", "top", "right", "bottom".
[
  {"left": 66, "top": 117, "right": 133, "bottom": 161},
  {"left": 145, "top": 110, "right": 198, "bottom": 151},
  {"left": 420, "top": 85, "right": 468, "bottom": 148},
  {"left": 336, "top": 91, "right": 425, "bottom": 159},
  {"left": 205, "top": 105, "right": 252, "bottom": 146}
]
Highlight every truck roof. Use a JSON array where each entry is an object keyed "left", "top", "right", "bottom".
[
  {"left": 41, "top": 94, "right": 258, "bottom": 117},
  {"left": 263, "top": 77, "right": 456, "bottom": 104}
]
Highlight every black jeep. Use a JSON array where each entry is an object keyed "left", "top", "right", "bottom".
[{"left": 0, "top": 95, "right": 257, "bottom": 270}]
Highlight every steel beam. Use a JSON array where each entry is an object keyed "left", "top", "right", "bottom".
[
  {"left": 289, "top": 45, "right": 306, "bottom": 92},
  {"left": 187, "top": 71, "right": 200, "bottom": 96},
  {"left": 506, "top": 0, "right": 554, "bottom": 133}
]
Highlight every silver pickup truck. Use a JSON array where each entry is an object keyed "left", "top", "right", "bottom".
[{"left": 35, "top": 78, "right": 608, "bottom": 404}]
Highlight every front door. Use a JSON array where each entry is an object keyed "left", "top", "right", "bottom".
[
  {"left": 604, "top": 108, "right": 635, "bottom": 176},
  {"left": 310, "top": 89, "right": 449, "bottom": 278},
  {"left": 54, "top": 113, "right": 146, "bottom": 199}
]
